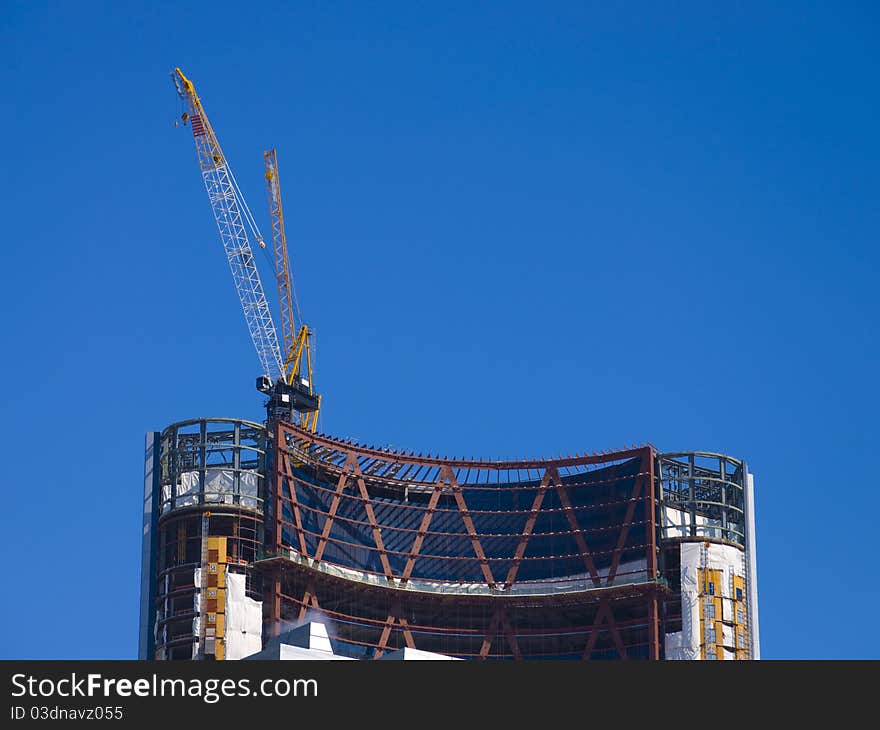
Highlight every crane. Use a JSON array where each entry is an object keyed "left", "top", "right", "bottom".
[
  {"left": 264, "top": 148, "right": 320, "bottom": 432},
  {"left": 172, "top": 68, "right": 320, "bottom": 427}
]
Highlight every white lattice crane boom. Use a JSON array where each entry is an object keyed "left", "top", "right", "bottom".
[{"left": 172, "top": 67, "right": 284, "bottom": 382}]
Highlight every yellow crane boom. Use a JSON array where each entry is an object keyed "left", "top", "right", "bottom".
[
  {"left": 173, "top": 67, "right": 320, "bottom": 430},
  {"left": 264, "top": 149, "right": 320, "bottom": 432}
]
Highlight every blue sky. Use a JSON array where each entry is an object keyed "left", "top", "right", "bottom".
[{"left": 0, "top": 2, "right": 877, "bottom": 659}]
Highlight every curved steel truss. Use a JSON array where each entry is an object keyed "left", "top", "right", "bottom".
[{"left": 263, "top": 421, "right": 662, "bottom": 659}]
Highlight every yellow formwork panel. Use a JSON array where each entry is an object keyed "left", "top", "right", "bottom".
[
  {"left": 711, "top": 569, "right": 723, "bottom": 596},
  {"left": 206, "top": 587, "right": 226, "bottom": 610},
  {"left": 215, "top": 640, "right": 225, "bottom": 661},
  {"left": 733, "top": 574, "right": 746, "bottom": 602},
  {"left": 697, "top": 566, "right": 732, "bottom": 661},
  {"left": 698, "top": 595, "right": 721, "bottom": 622},
  {"left": 207, "top": 536, "right": 228, "bottom": 563},
  {"left": 206, "top": 563, "right": 226, "bottom": 588},
  {"left": 700, "top": 568, "right": 722, "bottom": 597}
]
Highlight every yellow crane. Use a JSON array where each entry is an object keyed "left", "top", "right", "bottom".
[
  {"left": 173, "top": 68, "right": 320, "bottom": 430},
  {"left": 264, "top": 149, "right": 320, "bottom": 432}
]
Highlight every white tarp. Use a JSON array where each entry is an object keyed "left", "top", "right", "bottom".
[
  {"left": 162, "top": 469, "right": 259, "bottom": 510},
  {"left": 673, "top": 544, "right": 702, "bottom": 660},
  {"left": 177, "top": 471, "right": 201, "bottom": 507},
  {"left": 662, "top": 506, "right": 723, "bottom": 540},
  {"left": 225, "top": 571, "right": 263, "bottom": 660},
  {"left": 192, "top": 567, "right": 202, "bottom": 659},
  {"left": 722, "top": 598, "right": 732, "bottom": 622},
  {"left": 663, "top": 631, "right": 694, "bottom": 661},
  {"left": 204, "top": 469, "right": 234, "bottom": 504},
  {"left": 240, "top": 472, "right": 258, "bottom": 509},
  {"left": 667, "top": 542, "right": 746, "bottom": 660}
]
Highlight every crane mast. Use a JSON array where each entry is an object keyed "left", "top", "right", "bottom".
[
  {"left": 172, "top": 68, "right": 284, "bottom": 381},
  {"left": 264, "top": 149, "right": 321, "bottom": 432},
  {"left": 264, "top": 149, "right": 297, "bottom": 366}
]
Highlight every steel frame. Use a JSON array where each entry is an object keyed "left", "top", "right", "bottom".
[{"left": 263, "top": 421, "right": 661, "bottom": 660}]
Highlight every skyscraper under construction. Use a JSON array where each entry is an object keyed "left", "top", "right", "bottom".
[
  {"left": 139, "top": 417, "right": 759, "bottom": 660},
  {"left": 140, "top": 69, "right": 760, "bottom": 661}
]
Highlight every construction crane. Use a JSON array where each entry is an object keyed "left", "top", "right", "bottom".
[
  {"left": 264, "top": 149, "right": 320, "bottom": 432},
  {"left": 172, "top": 68, "right": 320, "bottom": 427}
]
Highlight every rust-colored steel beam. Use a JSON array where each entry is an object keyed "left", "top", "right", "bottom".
[
  {"left": 444, "top": 467, "right": 496, "bottom": 588},
  {"left": 555, "top": 481, "right": 602, "bottom": 586},
  {"left": 374, "top": 613, "right": 396, "bottom": 658},
  {"left": 297, "top": 581, "right": 320, "bottom": 622},
  {"left": 503, "top": 468, "right": 553, "bottom": 589},
  {"left": 498, "top": 610, "right": 522, "bottom": 660},
  {"left": 279, "top": 420, "right": 654, "bottom": 471},
  {"left": 400, "top": 481, "right": 443, "bottom": 585},
  {"left": 644, "top": 448, "right": 660, "bottom": 661},
  {"left": 277, "top": 422, "right": 309, "bottom": 557},
  {"left": 274, "top": 453, "right": 285, "bottom": 553},
  {"left": 283, "top": 455, "right": 310, "bottom": 557},
  {"left": 351, "top": 455, "right": 396, "bottom": 581},
  {"left": 644, "top": 447, "right": 657, "bottom": 579},
  {"left": 581, "top": 600, "right": 628, "bottom": 660},
  {"left": 606, "top": 470, "right": 645, "bottom": 584},
  {"left": 374, "top": 600, "right": 417, "bottom": 657},
  {"left": 479, "top": 610, "right": 501, "bottom": 659},
  {"left": 398, "top": 617, "right": 416, "bottom": 649},
  {"left": 605, "top": 603, "right": 628, "bottom": 660},
  {"left": 313, "top": 459, "right": 353, "bottom": 562},
  {"left": 270, "top": 571, "right": 282, "bottom": 639},
  {"left": 648, "top": 592, "right": 660, "bottom": 661}
]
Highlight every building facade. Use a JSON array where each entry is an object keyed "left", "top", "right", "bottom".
[{"left": 139, "top": 418, "right": 759, "bottom": 660}]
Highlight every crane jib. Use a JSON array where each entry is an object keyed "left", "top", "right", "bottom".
[{"left": 174, "top": 68, "right": 320, "bottom": 430}]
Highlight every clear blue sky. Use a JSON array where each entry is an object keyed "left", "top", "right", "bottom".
[{"left": 1, "top": 1, "right": 877, "bottom": 659}]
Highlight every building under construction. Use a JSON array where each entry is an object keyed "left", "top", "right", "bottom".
[
  {"left": 138, "top": 69, "right": 761, "bottom": 661},
  {"left": 139, "top": 417, "right": 760, "bottom": 660}
]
